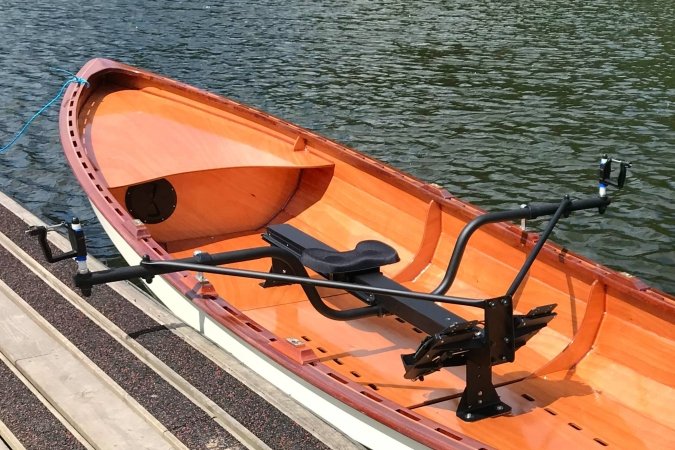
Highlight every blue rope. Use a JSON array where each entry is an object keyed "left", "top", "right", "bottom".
[{"left": 0, "top": 69, "right": 89, "bottom": 154}]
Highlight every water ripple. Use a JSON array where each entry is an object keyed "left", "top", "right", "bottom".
[{"left": 0, "top": 0, "right": 672, "bottom": 293}]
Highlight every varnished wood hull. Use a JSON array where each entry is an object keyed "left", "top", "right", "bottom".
[{"left": 61, "top": 59, "right": 675, "bottom": 449}]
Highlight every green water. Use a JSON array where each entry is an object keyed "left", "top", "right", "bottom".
[{"left": 0, "top": 0, "right": 672, "bottom": 293}]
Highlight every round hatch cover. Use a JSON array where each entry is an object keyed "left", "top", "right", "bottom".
[{"left": 125, "top": 178, "right": 177, "bottom": 224}]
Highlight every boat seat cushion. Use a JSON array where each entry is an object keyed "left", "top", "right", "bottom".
[{"left": 301, "top": 240, "right": 400, "bottom": 274}]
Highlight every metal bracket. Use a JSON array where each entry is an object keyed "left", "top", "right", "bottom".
[
  {"left": 401, "top": 320, "right": 480, "bottom": 380},
  {"left": 26, "top": 220, "right": 85, "bottom": 264},
  {"left": 457, "top": 346, "right": 511, "bottom": 421},
  {"left": 261, "top": 258, "right": 296, "bottom": 288},
  {"left": 485, "top": 296, "right": 515, "bottom": 365},
  {"left": 456, "top": 295, "right": 514, "bottom": 421},
  {"left": 513, "top": 304, "right": 557, "bottom": 349},
  {"left": 401, "top": 296, "right": 517, "bottom": 421}
]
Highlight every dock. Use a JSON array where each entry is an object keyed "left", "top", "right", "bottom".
[{"left": 0, "top": 191, "right": 362, "bottom": 449}]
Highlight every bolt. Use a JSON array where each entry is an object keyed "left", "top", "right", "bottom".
[
  {"left": 504, "top": 337, "right": 510, "bottom": 343},
  {"left": 465, "top": 413, "right": 473, "bottom": 420},
  {"left": 501, "top": 298, "right": 509, "bottom": 306},
  {"left": 488, "top": 301, "right": 495, "bottom": 307},
  {"left": 496, "top": 405, "right": 504, "bottom": 411},
  {"left": 286, "top": 337, "right": 304, "bottom": 347}
]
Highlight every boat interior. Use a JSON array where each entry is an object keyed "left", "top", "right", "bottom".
[{"left": 78, "top": 74, "right": 675, "bottom": 448}]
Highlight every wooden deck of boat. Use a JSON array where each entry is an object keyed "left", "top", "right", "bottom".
[{"left": 0, "top": 191, "right": 362, "bottom": 450}]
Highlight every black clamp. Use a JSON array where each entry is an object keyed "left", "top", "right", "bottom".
[{"left": 26, "top": 218, "right": 88, "bottom": 265}]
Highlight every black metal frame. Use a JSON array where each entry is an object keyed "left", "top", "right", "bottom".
[
  {"left": 26, "top": 194, "right": 606, "bottom": 422},
  {"left": 432, "top": 195, "right": 609, "bottom": 296},
  {"left": 37, "top": 196, "right": 585, "bottom": 419},
  {"left": 27, "top": 219, "right": 87, "bottom": 263}
]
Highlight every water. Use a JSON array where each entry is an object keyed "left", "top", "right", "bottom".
[{"left": 1, "top": 1, "right": 673, "bottom": 294}]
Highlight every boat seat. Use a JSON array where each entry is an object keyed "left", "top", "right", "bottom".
[
  {"left": 301, "top": 241, "right": 400, "bottom": 274},
  {"left": 266, "top": 224, "right": 401, "bottom": 275}
]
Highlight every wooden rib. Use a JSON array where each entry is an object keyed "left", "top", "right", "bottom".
[
  {"left": 534, "top": 280, "right": 606, "bottom": 376},
  {"left": 393, "top": 200, "right": 442, "bottom": 282},
  {"left": 293, "top": 136, "right": 306, "bottom": 151}
]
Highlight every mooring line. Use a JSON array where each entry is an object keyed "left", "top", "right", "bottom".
[{"left": 0, "top": 70, "right": 87, "bottom": 154}]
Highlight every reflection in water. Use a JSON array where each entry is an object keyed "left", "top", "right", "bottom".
[{"left": 0, "top": 1, "right": 672, "bottom": 293}]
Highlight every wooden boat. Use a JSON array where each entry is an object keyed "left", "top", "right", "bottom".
[{"left": 56, "top": 58, "right": 675, "bottom": 449}]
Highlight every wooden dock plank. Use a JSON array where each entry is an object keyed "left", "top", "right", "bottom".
[{"left": 0, "top": 280, "right": 182, "bottom": 449}]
